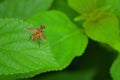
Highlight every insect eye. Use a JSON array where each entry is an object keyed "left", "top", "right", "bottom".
[{"left": 40, "top": 30, "right": 43, "bottom": 32}]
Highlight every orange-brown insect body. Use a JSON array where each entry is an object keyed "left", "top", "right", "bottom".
[
  {"left": 32, "top": 25, "right": 45, "bottom": 41},
  {"left": 33, "top": 30, "right": 41, "bottom": 40}
]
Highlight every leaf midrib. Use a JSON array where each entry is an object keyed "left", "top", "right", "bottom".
[{"left": 51, "top": 30, "right": 81, "bottom": 47}]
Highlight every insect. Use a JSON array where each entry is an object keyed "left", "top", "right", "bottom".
[{"left": 26, "top": 25, "right": 46, "bottom": 47}]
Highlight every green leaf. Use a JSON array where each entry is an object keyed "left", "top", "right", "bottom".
[
  {"left": 0, "top": 19, "right": 59, "bottom": 79},
  {"left": 105, "top": 0, "right": 120, "bottom": 16},
  {"left": 67, "top": 0, "right": 97, "bottom": 14},
  {"left": 28, "top": 11, "right": 88, "bottom": 68},
  {"left": 0, "top": 0, "right": 53, "bottom": 19},
  {"left": 0, "top": 11, "right": 88, "bottom": 79},
  {"left": 83, "top": 12, "right": 120, "bottom": 51},
  {"left": 110, "top": 55, "right": 120, "bottom": 80}
]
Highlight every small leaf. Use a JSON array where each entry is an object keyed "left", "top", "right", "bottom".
[
  {"left": 110, "top": 55, "right": 120, "bottom": 80},
  {"left": 0, "top": 0, "right": 53, "bottom": 19},
  {"left": 67, "top": 0, "right": 97, "bottom": 14},
  {"left": 83, "top": 12, "right": 120, "bottom": 51},
  {"left": 28, "top": 11, "right": 88, "bottom": 68}
]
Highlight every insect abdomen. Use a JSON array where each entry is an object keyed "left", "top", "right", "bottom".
[{"left": 33, "top": 31, "right": 41, "bottom": 40}]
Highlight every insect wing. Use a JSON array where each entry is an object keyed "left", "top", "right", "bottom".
[
  {"left": 40, "top": 33, "right": 46, "bottom": 42},
  {"left": 26, "top": 28, "right": 37, "bottom": 32}
]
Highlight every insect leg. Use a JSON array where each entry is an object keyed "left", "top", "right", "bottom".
[
  {"left": 38, "top": 37, "right": 41, "bottom": 47},
  {"left": 30, "top": 34, "right": 33, "bottom": 40},
  {"left": 30, "top": 34, "right": 35, "bottom": 41}
]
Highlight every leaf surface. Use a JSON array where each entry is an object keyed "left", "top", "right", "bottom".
[
  {"left": 28, "top": 11, "right": 88, "bottom": 68},
  {"left": 0, "top": 0, "right": 53, "bottom": 19},
  {"left": 0, "top": 18, "right": 58, "bottom": 79},
  {"left": 83, "top": 13, "right": 120, "bottom": 51},
  {"left": 0, "top": 11, "right": 88, "bottom": 79},
  {"left": 67, "top": 0, "right": 97, "bottom": 14}
]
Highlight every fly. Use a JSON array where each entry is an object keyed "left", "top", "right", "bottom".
[{"left": 26, "top": 24, "right": 46, "bottom": 47}]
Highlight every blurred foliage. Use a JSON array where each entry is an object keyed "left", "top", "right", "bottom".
[
  {"left": 51, "top": 0, "right": 79, "bottom": 20},
  {"left": 68, "top": 0, "right": 120, "bottom": 52},
  {"left": 0, "top": 0, "right": 53, "bottom": 19},
  {"left": 37, "top": 69, "right": 97, "bottom": 80}
]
